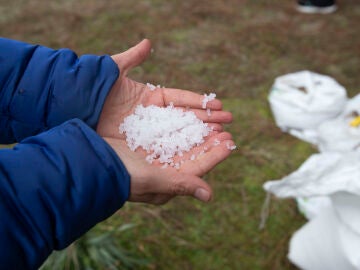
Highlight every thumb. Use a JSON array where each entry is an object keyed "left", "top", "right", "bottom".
[
  {"left": 111, "top": 39, "right": 152, "bottom": 72},
  {"left": 153, "top": 169, "right": 213, "bottom": 202}
]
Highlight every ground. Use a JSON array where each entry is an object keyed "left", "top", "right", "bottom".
[{"left": 1, "top": 0, "right": 359, "bottom": 269}]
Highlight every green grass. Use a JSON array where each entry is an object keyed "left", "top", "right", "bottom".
[{"left": 1, "top": 0, "right": 359, "bottom": 269}]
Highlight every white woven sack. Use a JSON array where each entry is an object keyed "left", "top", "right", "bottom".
[
  {"left": 264, "top": 152, "right": 360, "bottom": 270},
  {"left": 289, "top": 205, "right": 360, "bottom": 270},
  {"left": 263, "top": 152, "right": 360, "bottom": 198},
  {"left": 268, "top": 70, "right": 347, "bottom": 144},
  {"left": 317, "top": 94, "right": 360, "bottom": 152}
]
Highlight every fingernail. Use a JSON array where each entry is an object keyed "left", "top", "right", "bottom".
[{"left": 194, "top": 188, "right": 211, "bottom": 202}]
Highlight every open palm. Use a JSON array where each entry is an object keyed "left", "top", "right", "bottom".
[
  {"left": 97, "top": 40, "right": 235, "bottom": 203},
  {"left": 97, "top": 39, "right": 232, "bottom": 139}
]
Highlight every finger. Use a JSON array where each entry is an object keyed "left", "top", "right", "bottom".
[
  {"left": 151, "top": 169, "right": 213, "bottom": 202},
  {"left": 163, "top": 132, "right": 231, "bottom": 168},
  {"left": 207, "top": 123, "right": 223, "bottom": 132},
  {"left": 148, "top": 131, "right": 231, "bottom": 168},
  {"left": 173, "top": 132, "right": 232, "bottom": 163},
  {"left": 163, "top": 88, "right": 223, "bottom": 110},
  {"left": 112, "top": 39, "right": 152, "bottom": 72},
  {"left": 132, "top": 128, "right": 223, "bottom": 168},
  {"left": 188, "top": 132, "right": 233, "bottom": 157},
  {"left": 182, "top": 139, "right": 236, "bottom": 177},
  {"left": 191, "top": 109, "right": 233, "bottom": 123}
]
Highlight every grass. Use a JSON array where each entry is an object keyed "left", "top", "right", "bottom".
[{"left": 0, "top": 0, "right": 359, "bottom": 269}]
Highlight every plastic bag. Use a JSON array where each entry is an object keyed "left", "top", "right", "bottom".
[
  {"left": 296, "top": 196, "right": 332, "bottom": 220},
  {"left": 317, "top": 94, "right": 360, "bottom": 152},
  {"left": 264, "top": 152, "right": 360, "bottom": 269},
  {"left": 289, "top": 205, "right": 360, "bottom": 270},
  {"left": 268, "top": 70, "right": 347, "bottom": 144},
  {"left": 264, "top": 152, "right": 360, "bottom": 198},
  {"left": 266, "top": 71, "right": 360, "bottom": 269},
  {"left": 268, "top": 82, "right": 359, "bottom": 219}
]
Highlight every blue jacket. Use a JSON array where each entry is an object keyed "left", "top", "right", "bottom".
[{"left": 0, "top": 38, "right": 130, "bottom": 269}]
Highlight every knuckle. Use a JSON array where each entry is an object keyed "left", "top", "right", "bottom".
[{"left": 170, "top": 176, "right": 187, "bottom": 196}]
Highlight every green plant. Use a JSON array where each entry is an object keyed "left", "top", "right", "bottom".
[{"left": 40, "top": 224, "right": 148, "bottom": 270}]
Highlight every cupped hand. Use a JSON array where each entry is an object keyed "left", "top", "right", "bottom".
[
  {"left": 97, "top": 39, "right": 232, "bottom": 139},
  {"left": 104, "top": 130, "right": 234, "bottom": 204},
  {"left": 98, "top": 39, "right": 235, "bottom": 204}
]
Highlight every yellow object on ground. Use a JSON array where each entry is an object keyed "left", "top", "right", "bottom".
[{"left": 350, "top": 116, "right": 360, "bottom": 127}]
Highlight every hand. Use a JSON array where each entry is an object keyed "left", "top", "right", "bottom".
[
  {"left": 104, "top": 131, "right": 234, "bottom": 204},
  {"left": 98, "top": 39, "right": 235, "bottom": 204},
  {"left": 97, "top": 39, "right": 233, "bottom": 138}
]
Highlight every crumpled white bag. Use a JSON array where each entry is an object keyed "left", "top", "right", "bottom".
[
  {"left": 289, "top": 205, "right": 360, "bottom": 270},
  {"left": 317, "top": 94, "right": 360, "bottom": 152},
  {"left": 264, "top": 152, "right": 360, "bottom": 270},
  {"left": 266, "top": 71, "right": 360, "bottom": 269},
  {"left": 268, "top": 77, "right": 359, "bottom": 220},
  {"left": 296, "top": 196, "right": 332, "bottom": 220},
  {"left": 264, "top": 152, "right": 360, "bottom": 197},
  {"left": 268, "top": 70, "right": 347, "bottom": 144}
]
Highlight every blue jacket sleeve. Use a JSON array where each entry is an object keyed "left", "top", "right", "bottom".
[
  {"left": 0, "top": 37, "right": 119, "bottom": 144},
  {"left": 0, "top": 119, "right": 130, "bottom": 269}
]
